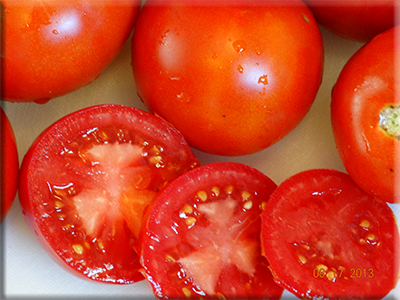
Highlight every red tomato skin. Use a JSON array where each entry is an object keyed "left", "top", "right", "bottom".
[
  {"left": 1, "top": 107, "right": 19, "bottom": 222},
  {"left": 331, "top": 26, "right": 399, "bottom": 203},
  {"left": 2, "top": 0, "right": 141, "bottom": 103},
  {"left": 18, "top": 104, "right": 199, "bottom": 284},
  {"left": 131, "top": 0, "right": 324, "bottom": 156},
  {"left": 303, "top": 0, "right": 397, "bottom": 42},
  {"left": 139, "top": 162, "right": 283, "bottom": 299},
  {"left": 261, "top": 169, "right": 400, "bottom": 299}
]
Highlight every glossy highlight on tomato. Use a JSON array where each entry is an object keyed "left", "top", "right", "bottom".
[
  {"left": 18, "top": 104, "right": 199, "bottom": 284},
  {"left": 261, "top": 169, "right": 400, "bottom": 299},
  {"left": 140, "top": 162, "right": 283, "bottom": 299},
  {"left": 2, "top": 0, "right": 141, "bottom": 103},
  {"left": 331, "top": 26, "right": 399, "bottom": 203},
  {"left": 131, "top": 0, "right": 324, "bottom": 156},
  {"left": 1, "top": 107, "right": 19, "bottom": 222},
  {"left": 303, "top": 0, "right": 397, "bottom": 42}
]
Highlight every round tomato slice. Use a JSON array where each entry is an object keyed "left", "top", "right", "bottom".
[
  {"left": 140, "top": 162, "right": 283, "bottom": 299},
  {"left": 19, "top": 104, "right": 199, "bottom": 284},
  {"left": 261, "top": 169, "right": 400, "bottom": 299},
  {"left": 331, "top": 26, "right": 399, "bottom": 203},
  {"left": 1, "top": 107, "right": 19, "bottom": 222}
]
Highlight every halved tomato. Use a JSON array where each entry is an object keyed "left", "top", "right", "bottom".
[
  {"left": 19, "top": 104, "right": 199, "bottom": 284},
  {"left": 261, "top": 169, "right": 400, "bottom": 299},
  {"left": 139, "top": 162, "right": 283, "bottom": 299}
]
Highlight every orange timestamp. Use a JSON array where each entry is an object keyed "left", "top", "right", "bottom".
[{"left": 313, "top": 266, "right": 374, "bottom": 280}]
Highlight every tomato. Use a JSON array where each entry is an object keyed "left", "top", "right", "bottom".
[
  {"left": 261, "top": 169, "right": 400, "bottom": 299},
  {"left": 131, "top": 0, "right": 324, "bottom": 156},
  {"left": 303, "top": 0, "right": 397, "bottom": 42},
  {"left": 1, "top": 0, "right": 141, "bottom": 103},
  {"left": 0, "top": 107, "right": 19, "bottom": 222},
  {"left": 331, "top": 26, "right": 399, "bottom": 203},
  {"left": 18, "top": 104, "right": 199, "bottom": 284},
  {"left": 139, "top": 162, "right": 283, "bottom": 299}
]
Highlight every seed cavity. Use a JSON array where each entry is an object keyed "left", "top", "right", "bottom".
[{"left": 379, "top": 104, "right": 400, "bottom": 139}]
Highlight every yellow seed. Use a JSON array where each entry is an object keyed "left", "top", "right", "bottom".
[
  {"left": 73, "top": 244, "right": 84, "bottom": 255},
  {"left": 243, "top": 200, "right": 253, "bottom": 210},
  {"left": 98, "top": 129, "right": 109, "bottom": 140},
  {"left": 316, "top": 264, "right": 328, "bottom": 272},
  {"left": 185, "top": 217, "right": 197, "bottom": 226},
  {"left": 260, "top": 202, "right": 267, "bottom": 210},
  {"left": 84, "top": 241, "right": 91, "bottom": 249},
  {"left": 197, "top": 190, "right": 208, "bottom": 201},
  {"left": 58, "top": 214, "right": 66, "bottom": 220},
  {"left": 298, "top": 254, "right": 307, "bottom": 264},
  {"left": 366, "top": 233, "right": 375, "bottom": 241},
  {"left": 98, "top": 240, "right": 105, "bottom": 250},
  {"left": 149, "top": 155, "right": 162, "bottom": 165},
  {"left": 165, "top": 254, "right": 176, "bottom": 262},
  {"left": 359, "top": 238, "right": 367, "bottom": 245},
  {"left": 226, "top": 186, "right": 234, "bottom": 195},
  {"left": 55, "top": 200, "right": 64, "bottom": 208},
  {"left": 217, "top": 292, "right": 227, "bottom": 300},
  {"left": 302, "top": 244, "right": 310, "bottom": 251},
  {"left": 53, "top": 188, "right": 67, "bottom": 198},
  {"left": 360, "top": 220, "right": 371, "bottom": 228},
  {"left": 242, "top": 190, "right": 251, "bottom": 200},
  {"left": 326, "top": 271, "right": 336, "bottom": 281},
  {"left": 182, "top": 288, "right": 191, "bottom": 297},
  {"left": 211, "top": 186, "right": 220, "bottom": 197},
  {"left": 63, "top": 224, "right": 71, "bottom": 231},
  {"left": 181, "top": 204, "right": 193, "bottom": 214}
]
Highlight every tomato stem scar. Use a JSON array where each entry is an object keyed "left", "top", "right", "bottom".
[{"left": 379, "top": 104, "right": 400, "bottom": 139}]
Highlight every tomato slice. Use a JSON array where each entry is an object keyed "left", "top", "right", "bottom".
[
  {"left": 261, "top": 169, "right": 400, "bottom": 299},
  {"left": 139, "top": 162, "right": 284, "bottom": 299},
  {"left": 18, "top": 104, "right": 199, "bottom": 284}
]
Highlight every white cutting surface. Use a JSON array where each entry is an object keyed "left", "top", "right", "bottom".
[{"left": 2, "top": 17, "right": 399, "bottom": 300}]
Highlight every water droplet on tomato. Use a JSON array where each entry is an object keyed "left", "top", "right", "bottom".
[{"left": 232, "top": 40, "right": 246, "bottom": 54}]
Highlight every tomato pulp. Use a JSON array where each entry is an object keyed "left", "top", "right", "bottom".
[
  {"left": 131, "top": 0, "right": 324, "bottom": 156},
  {"left": 2, "top": 0, "right": 141, "bottom": 103},
  {"left": 0, "top": 107, "right": 19, "bottom": 222},
  {"left": 261, "top": 169, "right": 400, "bottom": 299},
  {"left": 331, "top": 26, "right": 399, "bottom": 203},
  {"left": 140, "top": 162, "right": 283, "bottom": 299},
  {"left": 303, "top": 0, "right": 397, "bottom": 42},
  {"left": 19, "top": 104, "right": 199, "bottom": 284}
]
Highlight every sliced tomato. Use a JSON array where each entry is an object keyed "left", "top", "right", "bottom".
[
  {"left": 18, "top": 104, "right": 199, "bottom": 284},
  {"left": 261, "top": 169, "right": 400, "bottom": 299},
  {"left": 139, "top": 162, "right": 283, "bottom": 299}
]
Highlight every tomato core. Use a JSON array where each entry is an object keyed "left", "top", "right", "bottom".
[{"left": 379, "top": 104, "right": 400, "bottom": 139}]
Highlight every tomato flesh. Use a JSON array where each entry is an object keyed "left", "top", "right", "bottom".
[
  {"left": 19, "top": 104, "right": 199, "bottom": 284},
  {"left": 140, "top": 162, "right": 283, "bottom": 299},
  {"left": 261, "top": 169, "right": 400, "bottom": 299}
]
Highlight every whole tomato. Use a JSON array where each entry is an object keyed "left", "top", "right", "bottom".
[
  {"left": 331, "top": 26, "right": 399, "bottom": 203},
  {"left": 131, "top": 0, "right": 324, "bottom": 156},
  {"left": 1, "top": 0, "right": 141, "bottom": 103},
  {"left": 303, "top": 0, "right": 397, "bottom": 42},
  {"left": 1, "top": 107, "right": 19, "bottom": 222}
]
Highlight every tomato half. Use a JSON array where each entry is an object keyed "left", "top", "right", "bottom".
[
  {"left": 331, "top": 26, "right": 399, "bottom": 203},
  {"left": 131, "top": 0, "right": 324, "bottom": 156},
  {"left": 139, "top": 162, "right": 283, "bottom": 299},
  {"left": 0, "top": 107, "right": 19, "bottom": 222},
  {"left": 18, "top": 104, "right": 199, "bottom": 284},
  {"left": 261, "top": 169, "right": 400, "bottom": 299},
  {"left": 2, "top": 0, "right": 141, "bottom": 103},
  {"left": 303, "top": 0, "right": 397, "bottom": 42}
]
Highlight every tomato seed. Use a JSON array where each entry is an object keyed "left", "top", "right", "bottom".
[
  {"left": 243, "top": 200, "right": 253, "bottom": 210},
  {"left": 316, "top": 264, "right": 328, "bottom": 273},
  {"left": 298, "top": 254, "right": 307, "bottom": 264},
  {"left": 211, "top": 186, "right": 220, "bottom": 197},
  {"left": 260, "top": 201, "right": 267, "bottom": 210},
  {"left": 181, "top": 204, "right": 193, "bottom": 214},
  {"left": 185, "top": 217, "right": 197, "bottom": 227},
  {"left": 225, "top": 186, "right": 234, "bottom": 195},
  {"left": 242, "top": 190, "right": 251, "bottom": 200},
  {"left": 197, "top": 191, "right": 208, "bottom": 201},
  {"left": 366, "top": 233, "right": 375, "bottom": 241},
  {"left": 326, "top": 271, "right": 337, "bottom": 281},
  {"left": 360, "top": 219, "right": 371, "bottom": 228},
  {"left": 72, "top": 244, "right": 84, "bottom": 255},
  {"left": 165, "top": 254, "right": 176, "bottom": 262},
  {"left": 54, "top": 200, "right": 64, "bottom": 208},
  {"left": 182, "top": 287, "right": 191, "bottom": 297}
]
